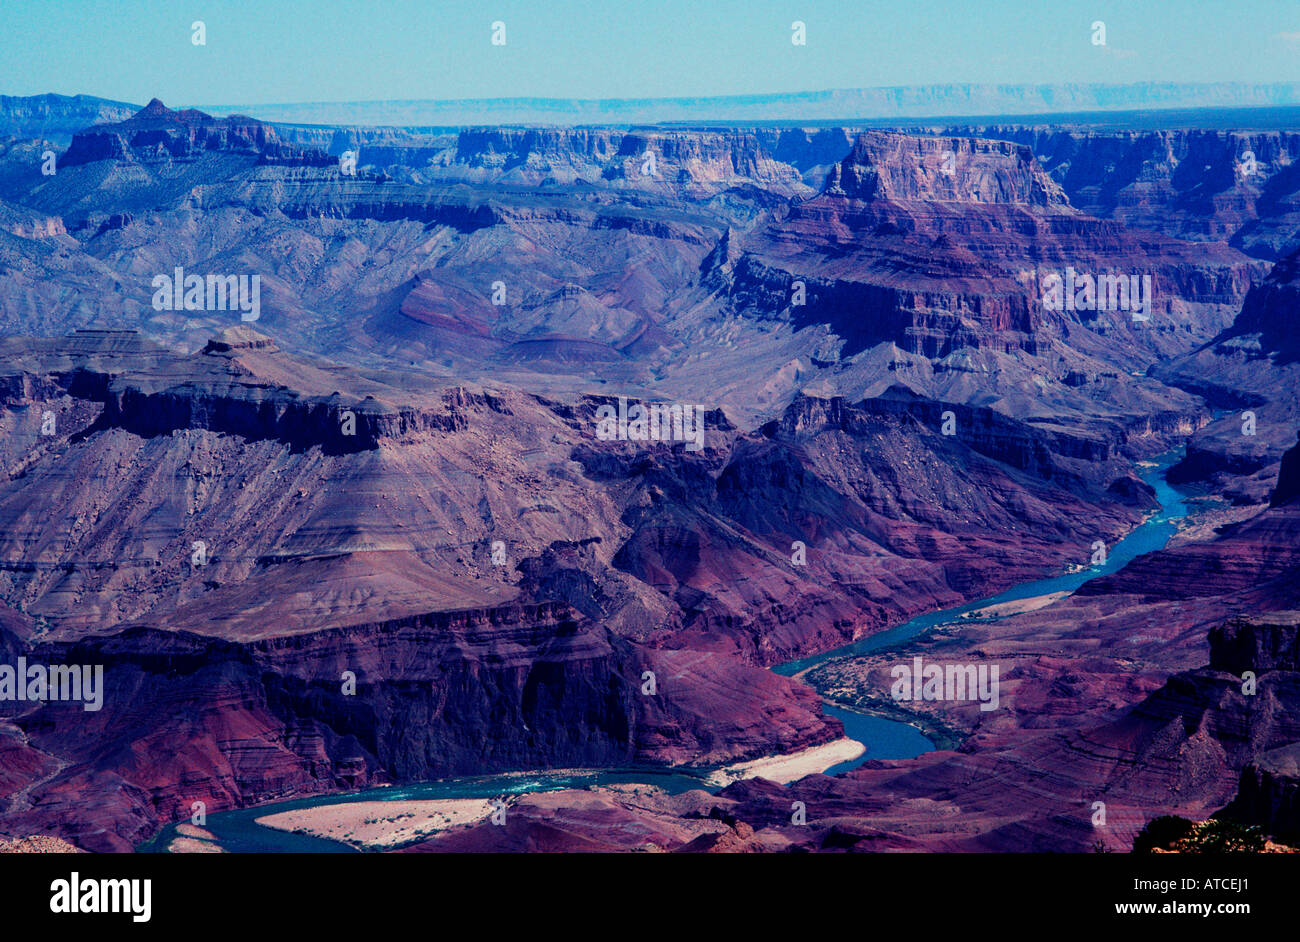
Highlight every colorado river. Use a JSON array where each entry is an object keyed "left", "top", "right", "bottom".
[
  {"left": 775, "top": 446, "right": 1193, "bottom": 772},
  {"left": 141, "top": 449, "right": 1192, "bottom": 852}
]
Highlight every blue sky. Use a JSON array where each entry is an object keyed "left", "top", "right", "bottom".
[{"left": 1, "top": 0, "right": 1298, "bottom": 106}]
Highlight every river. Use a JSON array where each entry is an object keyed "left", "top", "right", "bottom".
[
  {"left": 775, "top": 446, "right": 1193, "bottom": 771},
  {"left": 141, "top": 449, "right": 1192, "bottom": 851}
]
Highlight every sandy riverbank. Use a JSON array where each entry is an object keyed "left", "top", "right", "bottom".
[
  {"left": 165, "top": 822, "right": 225, "bottom": 853},
  {"left": 958, "top": 591, "right": 1071, "bottom": 620},
  {"left": 705, "top": 737, "right": 865, "bottom": 787},
  {"left": 0, "top": 835, "right": 84, "bottom": 853},
  {"left": 255, "top": 798, "right": 496, "bottom": 849}
]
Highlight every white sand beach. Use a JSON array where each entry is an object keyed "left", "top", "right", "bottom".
[
  {"left": 255, "top": 798, "right": 496, "bottom": 848},
  {"left": 706, "top": 737, "right": 866, "bottom": 787}
]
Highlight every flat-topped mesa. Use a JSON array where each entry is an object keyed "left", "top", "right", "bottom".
[
  {"left": 823, "top": 131, "right": 1070, "bottom": 206},
  {"left": 98, "top": 376, "right": 465, "bottom": 455},
  {"left": 1209, "top": 611, "right": 1300, "bottom": 674},
  {"left": 202, "top": 325, "right": 279, "bottom": 354},
  {"left": 6, "top": 328, "right": 471, "bottom": 452},
  {"left": 0, "top": 329, "right": 169, "bottom": 403},
  {"left": 57, "top": 98, "right": 331, "bottom": 169},
  {"left": 448, "top": 126, "right": 815, "bottom": 194}
]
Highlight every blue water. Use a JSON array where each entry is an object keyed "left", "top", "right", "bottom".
[
  {"left": 775, "top": 450, "right": 1190, "bottom": 677},
  {"left": 139, "top": 768, "right": 710, "bottom": 853},
  {"left": 821, "top": 704, "right": 935, "bottom": 771},
  {"left": 142, "top": 451, "right": 1191, "bottom": 851},
  {"left": 770, "top": 448, "right": 1192, "bottom": 775}
]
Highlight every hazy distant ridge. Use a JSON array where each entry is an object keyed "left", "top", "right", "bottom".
[
  {"left": 196, "top": 82, "right": 1300, "bottom": 126},
  {"left": 0, "top": 93, "right": 139, "bottom": 140}
]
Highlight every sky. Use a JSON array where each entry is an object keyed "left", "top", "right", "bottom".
[{"left": 0, "top": 0, "right": 1298, "bottom": 107}]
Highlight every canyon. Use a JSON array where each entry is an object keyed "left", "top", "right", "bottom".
[{"left": 0, "top": 95, "right": 1295, "bottom": 852}]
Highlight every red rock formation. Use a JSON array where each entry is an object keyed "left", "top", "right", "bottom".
[
  {"left": 1, "top": 103, "right": 1293, "bottom": 856},
  {"left": 0, "top": 322, "right": 1161, "bottom": 850}
]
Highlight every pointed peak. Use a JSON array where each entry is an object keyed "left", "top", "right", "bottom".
[{"left": 128, "top": 98, "right": 215, "bottom": 127}]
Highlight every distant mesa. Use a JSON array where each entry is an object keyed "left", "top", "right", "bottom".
[
  {"left": 0, "top": 91, "right": 138, "bottom": 143},
  {"left": 824, "top": 131, "right": 1068, "bottom": 207},
  {"left": 203, "top": 325, "right": 278, "bottom": 354},
  {"left": 191, "top": 81, "right": 1300, "bottom": 126},
  {"left": 57, "top": 97, "right": 333, "bottom": 170}
]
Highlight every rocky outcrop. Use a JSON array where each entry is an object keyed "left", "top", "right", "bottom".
[
  {"left": 3, "top": 327, "right": 481, "bottom": 453},
  {"left": 824, "top": 132, "right": 1068, "bottom": 206},
  {"left": 1155, "top": 247, "right": 1300, "bottom": 501},
  {"left": 720, "top": 252, "right": 1043, "bottom": 359},
  {"left": 0, "top": 599, "right": 838, "bottom": 852},
  {"left": 1223, "top": 743, "right": 1300, "bottom": 844},
  {"left": 1209, "top": 611, "right": 1300, "bottom": 673},
  {"left": 58, "top": 99, "right": 281, "bottom": 169},
  {"left": 937, "top": 125, "right": 1300, "bottom": 259},
  {"left": 97, "top": 381, "right": 461, "bottom": 454},
  {"left": 1273, "top": 434, "right": 1300, "bottom": 507},
  {"left": 1218, "top": 245, "right": 1300, "bottom": 364},
  {"left": 710, "top": 130, "right": 1261, "bottom": 372}
]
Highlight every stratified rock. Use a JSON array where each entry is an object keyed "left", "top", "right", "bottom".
[
  {"left": 1209, "top": 611, "right": 1300, "bottom": 673},
  {"left": 1222, "top": 739, "right": 1300, "bottom": 845},
  {"left": 1271, "top": 433, "right": 1300, "bottom": 507},
  {"left": 1158, "top": 247, "right": 1300, "bottom": 501},
  {"left": 936, "top": 125, "right": 1300, "bottom": 259},
  {"left": 59, "top": 99, "right": 287, "bottom": 169}
]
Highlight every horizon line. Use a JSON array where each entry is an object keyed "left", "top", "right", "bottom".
[{"left": 9, "top": 78, "right": 1300, "bottom": 114}]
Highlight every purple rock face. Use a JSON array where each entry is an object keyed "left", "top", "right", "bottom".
[{"left": 0, "top": 95, "right": 1297, "bottom": 855}]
